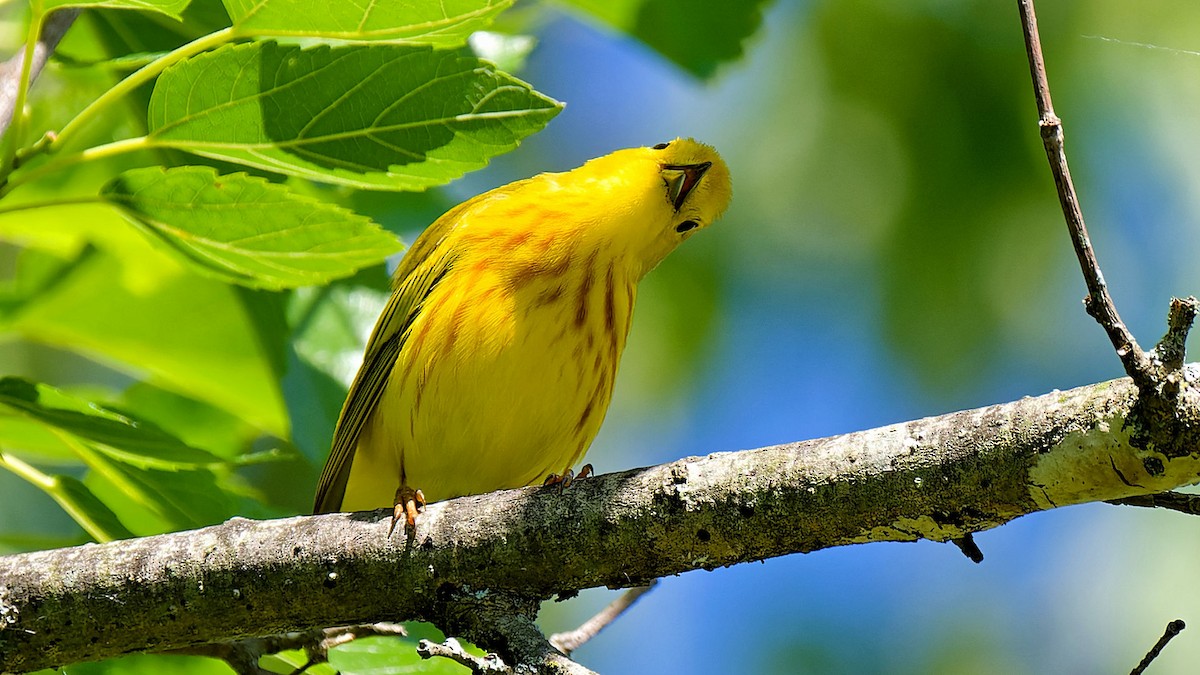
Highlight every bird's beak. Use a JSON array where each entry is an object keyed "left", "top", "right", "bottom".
[{"left": 663, "top": 162, "right": 712, "bottom": 211}]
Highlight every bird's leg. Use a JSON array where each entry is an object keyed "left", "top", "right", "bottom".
[
  {"left": 543, "top": 463, "right": 594, "bottom": 494},
  {"left": 389, "top": 485, "right": 426, "bottom": 537},
  {"left": 576, "top": 463, "right": 593, "bottom": 481}
]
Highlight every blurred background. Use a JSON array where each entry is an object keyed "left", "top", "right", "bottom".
[
  {"left": 5, "top": 0, "right": 1200, "bottom": 673},
  {"left": 476, "top": 2, "right": 1200, "bottom": 672}
]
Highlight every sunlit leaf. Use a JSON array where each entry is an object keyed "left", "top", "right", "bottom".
[
  {"left": 9, "top": 249, "right": 289, "bottom": 435},
  {"left": 36, "top": 0, "right": 190, "bottom": 19},
  {"left": 84, "top": 457, "right": 233, "bottom": 535},
  {"left": 261, "top": 650, "right": 337, "bottom": 675},
  {"left": 0, "top": 448, "right": 131, "bottom": 543},
  {"left": 118, "top": 383, "right": 256, "bottom": 460},
  {"left": 285, "top": 278, "right": 388, "bottom": 465},
  {"left": 148, "top": 42, "right": 562, "bottom": 190},
  {"left": 50, "top": 651, "right": 237, "bottom": 674},
  {"left": 0, "top": 247, "right": 84, "bottom": 318},
  {"left": 0, "top": 378, "right": 223, "bottom": 469},
  {"left": 223, "top": 0, "right": 511, "bottom": 46},
  {"left": 329, "top": 632, "right": 475, "bottom": 675},
  {"left": 41, "top": 472, "right": 134, "bottom": 541},
  {"left": 102, "top": 167, "right": 403, "bottom": 290}
]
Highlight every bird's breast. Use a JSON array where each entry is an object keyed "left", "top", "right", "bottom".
[{"left": 380, "top": 247, "right": 636, "bottom": 501}]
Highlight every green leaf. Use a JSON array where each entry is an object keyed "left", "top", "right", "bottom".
[
  {"left": 8, "top": 248, "right": 289, "bottom": 435},
  {"left": 118, "top": 382, "right": 256, "bottom": 461},
  {"left": 0, "top": 377, "right": 223, "bottom": 469},
  {"left": 0, "top": 531, "right": 90, "bottom": 552},
  {"left": 84, "top": 458, "right": 233, "bottom": 535},
  {"left": 562, "top": 0, "right": 769, "bottom": 78},
  {"left": 284, "top": 278, "right": 389, "bottom": 465},
  {"left": 0, "top": 386, "right": 242, "bottom": 533},
  {"left": 36, "top": 0, "right": 190, "bottom": 19},
  {"left": 102, "top": 167, "right": 403, "bottom": 290},
  {"left": 48, "top": 651, "right": 238, "bottom": 674},
  {"left": 0, "top": 450, "right": 134, "bottom": 542},
  {"left": 261, "top": 651, "right": 337, "bottom": 675},
  {"left": 49, "top": 472, "right": 136, "bottom": 541},
  {"left": 0, "top": 247, "right": 85, "bottom": 317},
  {"left": 223, "top": 0, "right": 511, "bottom": 47},
  {"left": 0, "top": 415, "right": 79, "bottom": 463},
  {"left": 57, "top": 0, "right": 232, "bottom": 80},
  {"left": 147, "top": 42, "right": 562, "bottom": 190}
]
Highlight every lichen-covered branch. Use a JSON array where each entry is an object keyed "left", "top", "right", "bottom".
[{"left": 3, "top": 373, "right": 1200, "bottom": 672}]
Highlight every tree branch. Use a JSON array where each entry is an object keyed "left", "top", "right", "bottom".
[
  {"left": 1016, "top": 0, "right": 1156, "bottom": 387},
  {"left": 1107, "top": 491, "right": 1200, "bottom": 516},
  {"left": 3, "top": 373, "right": 1200, "bottom": 671}
]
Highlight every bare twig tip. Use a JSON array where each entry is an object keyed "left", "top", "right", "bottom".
[
  {"left": 1130, "top": 618, "right": 1187, "bottom": 675},
  {"left": 550, "top": 583, "right": 658, "bottom": 655}
]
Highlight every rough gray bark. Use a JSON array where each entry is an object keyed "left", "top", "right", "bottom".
[
  {"left": 3, "top": 372, "right": 1199, "bottom": 672},
  {"left": 0, "top": 9, "right": 79, "bottom": 137}
]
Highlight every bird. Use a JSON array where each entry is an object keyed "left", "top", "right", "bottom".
[{"left": 313, "top": 138, "right": 732, "bottom": 532}]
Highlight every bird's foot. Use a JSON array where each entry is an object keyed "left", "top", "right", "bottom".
[
  {"left": 389, "top": 486, "right": 426, "bottom": 538},
  {"left": 543, "top": 463, "right": 594, "bottom": 494}
]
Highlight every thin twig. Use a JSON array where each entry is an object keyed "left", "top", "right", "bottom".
[
  {"left": 417, "top": 638, "right": 511, "bottom": 674},
  {"left": 550, "top": 582, "right": 658, "bottom": 655},
  {"left": 1130, "top": 619, "right": 1185, "bottom": 675},
  {"left": 0, "top": 9, "right": 79, "bottom": 139},
  {"left": 1107, "top": 491, "right": 1200, "bottom": 516},
  {"left": 1015, "top": 0, "right": 1155, "bottom": 389}
]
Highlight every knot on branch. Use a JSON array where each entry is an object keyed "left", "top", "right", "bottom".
[
  {"left": 1126, "top": 298, "right": 1200, "bottom": 460},
  {"left": 1155, "top": 297, "right": 1197, "bottom": 376},
  {"left": 429, "top": 587, "right": 594, "bottom": 674}
]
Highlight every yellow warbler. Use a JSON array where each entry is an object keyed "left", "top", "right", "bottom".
[{"left": 313, "top": 139, "right": 732, "bottom": 528}]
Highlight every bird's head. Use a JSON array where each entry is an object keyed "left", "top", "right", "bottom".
[{"left": 576, "top": 138, "right": 732, "bottom": 279}]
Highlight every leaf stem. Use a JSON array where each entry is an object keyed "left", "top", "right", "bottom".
[
  {"left": 4, "top": 439, "right": 122, "bottom": 543},
  {"left": 0, "top": 136, "right": 151, "bottom": 198},
  {"left": 0, "top": 194, "right": 105, "bottom": 216},
  {"left": 0, "top": 450, "right": 55, "bottom": 491},
  {"left": 50, "top": 27, "right": 234, "bottom": 155},
  {"left": 0, "top": 12, "right": 47, "bottom": 175}
]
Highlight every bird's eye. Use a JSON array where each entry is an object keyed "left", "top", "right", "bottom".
[
  {"left": 676, "top": 220, "right": 698, "bottom": 233},
  {"left": 653, "top": 142, "right": 670, "bottom": 150}
]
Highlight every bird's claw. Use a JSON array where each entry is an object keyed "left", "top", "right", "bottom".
[
  {"left": 389, "top": 486, "right": 426, "bottom": 538},
  {"left": 543, "top": 464, "right": 594, "bottom": 494}
]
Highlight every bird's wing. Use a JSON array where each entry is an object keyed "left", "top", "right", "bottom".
[{"left": 311, "top": 201, "right": 473, "bottom": 514}]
